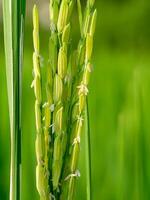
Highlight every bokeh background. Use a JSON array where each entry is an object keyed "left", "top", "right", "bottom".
[{"left": 1, "top": 0, "right": 150, "bottom": 199}]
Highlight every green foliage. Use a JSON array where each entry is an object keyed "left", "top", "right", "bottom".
[
  {"left": 1, "top": 0, "right": 150, "bottom": 200},
  {"left": 2, "top": 0, "right": 26, "bottom": 199}
]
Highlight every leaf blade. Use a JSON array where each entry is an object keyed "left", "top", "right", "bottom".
[{"left": 2, "top": 0, "right": 26, "bottom": 199}]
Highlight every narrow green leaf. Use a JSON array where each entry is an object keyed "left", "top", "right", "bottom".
[
  {"left": 85, "top": 99, "right": 92, "bottom": 200},
  {"left": 2, "top": 0, "right": 26, "bottom": 199}
]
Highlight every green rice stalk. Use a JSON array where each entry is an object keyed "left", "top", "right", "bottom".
[
  {"left": 47, "top": 2, "right": 61, "bottom": 191},
  {"left": 33, "top": 0, "right": 96, "bottom": 199},
  {"left": 32, "top": 5, "right": 51, "bottom": 200},
  {"left": 2, "top": 0, "right": 26, "bottom": 199},
  {"left": 60, "top": 1, "right": 97, "bottom": 199},
  {"left": 51, "top": 0, "right": 74, "bottom": 192}
]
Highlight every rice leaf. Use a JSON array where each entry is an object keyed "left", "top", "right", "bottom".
[
  {"left": 2, "top": 0, "right": 26, "bottom": 199},
  {"left": 85, "top": 99, "right": 92, "bottom": 200}
]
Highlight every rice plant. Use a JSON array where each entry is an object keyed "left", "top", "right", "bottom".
[
  {"left": 2, "top": 0, "right": 26, "bottom": 199},
  {"left": 32, "top": 0, "right": 97, "bottom": 199}
]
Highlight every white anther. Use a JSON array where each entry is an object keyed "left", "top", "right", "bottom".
[
  {"left": 50, "top": 104, "right": 55, "bottom": 112},
  {"left": 64, "top": 170, "right": 81, "bottom": 181},
  {"left": 49, "top": 123, "right": 54, "bottom": 128},
  {"left": 77, "top": 83, "right": 89, "bottom": 95},
  {"left": 77, "top": 115, "right": 84, "bottom": 122},
  {"left": 72, "top": 136, "right": 80, "bottom": 145},
  {"left": 42, "top": 102, "right": 48, "bottom": 108}
]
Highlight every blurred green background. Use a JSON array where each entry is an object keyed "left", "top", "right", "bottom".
[{"left": 1, "top": 0, "right": 150, "bottom": 199}]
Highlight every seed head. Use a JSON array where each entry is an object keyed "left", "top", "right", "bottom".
[
  {"left": 33, "top": 5, "right": 39, "bottom": 32},
  {"left": 58, "top": 47, "right": 67, "bottom": 79},
  {"left": 54, "top": 106, "right": 63, "bottom": 133},
  {"left": 57, "top": 0, "right": 69, "bottom": 33},
  {"left": 89, "top": 9, "right": 97, "bottom": 36},
  {"left": 36, "top": 164, "right": 47, "bottom": 197},
  {"left": 50, "top": 1, "right": 59, "bottom": 27},
  {"left": 85, "top": 33, "right": 93, "bottom": 62},
  {"left": 83, "top": 15, "right": 90, "bottom": 37},
  {"left": 77, "top": 41, "right": 85, "bottom": 66},
  {"left": 68, "top": 0, "right": 74, "bottom": 19},
  {"left": 34, "top": 77, "right": 42, "bottom": 103},
  {"left": 62, "top": 23, "right": 71, "bottom": 43},
  {"left": 52, "top": 160, "right": 62, "bottom": 190},
  {"left": 53, "top": 74, "right": 63, "bottom": 103},
  {"left": 33, "top": 30, "right": 40, "bottom": 53},
  {"left": 52, "top": 136, "right": 63, "bottom": 189},
  {"left": 35, "top": 134, "right": 45, "bottom": 163},
  {"left": 44, "top": 103, "right": 51, "bottom": 128},
  {"left": 49, "top": 34, "right": 58, "bottom": 73},
  {"left": 33, "top": 53, "right": 40, "bottom": 77},
  {"left": 53, "top": 135, "right": 62, "bottom": 161}
]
